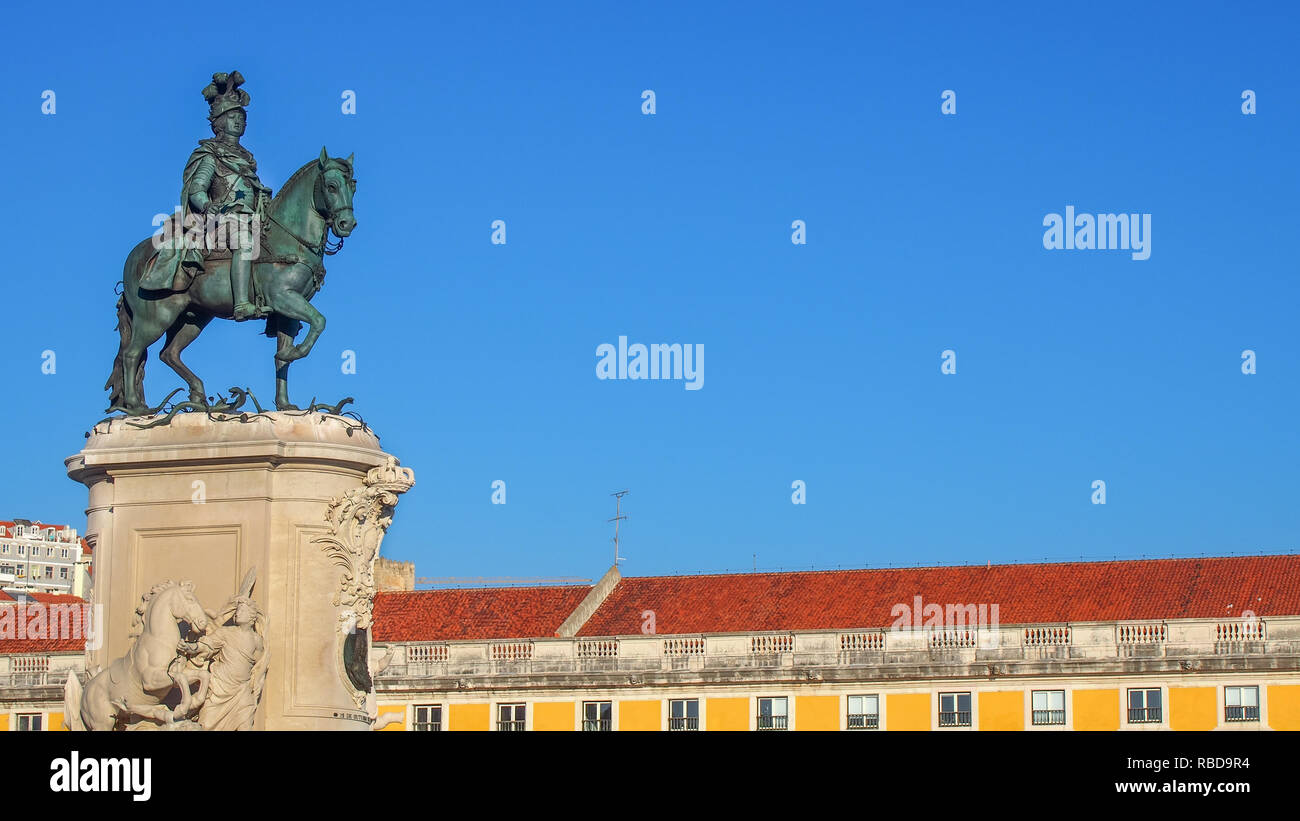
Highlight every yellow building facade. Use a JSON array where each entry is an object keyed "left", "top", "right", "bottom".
[
  {"left": 370, "top": 557, "right": 1300, "bottom": 731},
  {"left": 6, "top": 555, "right": 1300, "bottom": 731}
]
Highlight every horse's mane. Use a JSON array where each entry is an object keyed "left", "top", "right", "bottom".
[
  {"left": 279, "top": 155, "right": 354, "bottom": 199},
  {"left": 129, "top": 580, "right": 194, "bottom": 638}
]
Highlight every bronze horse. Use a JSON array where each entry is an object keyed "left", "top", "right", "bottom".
[{"left": 106, "top": 148, "right": 356, "bottom": 415}]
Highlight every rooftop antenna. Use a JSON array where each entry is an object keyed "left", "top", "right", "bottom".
[{"left": 609, "top": 490, "right": 629, "bottom": 566}]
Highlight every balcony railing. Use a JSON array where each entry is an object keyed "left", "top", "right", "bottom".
[
  {"left": 582, "top": 719, "right": 612, "bottom": 732},
  {"left": 756, "top": 715, "right": 788, "bottom": 731},
  {"left": 1225, "top": 705, "right": 1259, "bottom": 722},
  {"left": 0, "top": 671, "right": 71, "bottom": 689},
  {"left": 1032, "top": 709, "right": 1066, "bottom": 726},
  {"left": 370, "top": 616, "right": 1300, "bottom": 686},
  {"left": 497, "top": 720, "right": 526, "bottom": 732},
  {"left": 847, "top": 713, "right": 879, "bottom": 730},
  {"left": 413, "top": 721, "right": 442, "bottom": 732},
  {"left": 1118, "top": 624, "right": 1167, "bottom": 645},
  {"left": 839, "top": 632, "right": 885, "bottom": 652},
  {"left": 1128, "top": 707, "right": 1162, "bottom": 724},
  {"left": 938, "top": 711, "right": 971, "bottom": 727},
  {"left": 1024, "top": 627, "right": 1071, "bottom": 646},
  {"left": 668, "top": 716, "right": 699, "bottom": 731}
]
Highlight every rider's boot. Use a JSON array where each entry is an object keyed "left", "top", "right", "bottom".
[{"left": 231, "top": 250, "right": 259, "bottom": 321}]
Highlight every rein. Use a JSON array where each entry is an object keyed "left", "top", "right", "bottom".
[
  {"left": 264, "top": 170, "right": 349, "bottom": 258},
  {"left": 265, "top": 210, "right": 342, "bottom": 258}
]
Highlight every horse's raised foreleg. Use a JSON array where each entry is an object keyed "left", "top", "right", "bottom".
[
  {"left": 191, "top": 668, "right": 211, "bottom": 709},
  {"left": 269, "top": 283, "right": 326, "bottom": 365},
  {"left": 159, "top": 314, "right": 213, "bottom": 404},
  {"left": 170, "top": 668, "right": 210, "bottom": 722}
]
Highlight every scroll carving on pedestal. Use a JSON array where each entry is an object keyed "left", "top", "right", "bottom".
[{"left": 313, "top": 455, "right": 415, "bottom": 705}]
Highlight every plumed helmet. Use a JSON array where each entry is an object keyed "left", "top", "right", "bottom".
[{"left": 202, "top": 71, "right": 250, "bottom": 122}]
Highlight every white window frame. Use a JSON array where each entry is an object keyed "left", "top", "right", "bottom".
[
  {"left": 938, "top": 691, "right": 973, "bottom": 728},
  {"left": 582, "top": 700, "right": 613, "bottom": 732},
  {"left": 496, "top": 702, "right": 527, "bottom": 732},
  {"left": 756, "top": 696, "right": 790, "bottom": 731},
  {"left": 1126, "top": 687, "right": 1164, "bottom": 727},
  {"left": 668, "top": 698, "right": 700, "bottom": 731},
  {"left": 412, "top": 704, "right": 443, "bottom": 731},
  {"left": 16, "top": 713, "right": 43, "bottom": 732},
  {"left": 1224, "top": 686, "right": 1260, "bottom": 724},
  {"left": 846, "top": 694, "right": 880, "bottom": 730},
  {"left": 1031, "top": 689, "right": 1066, "bottom": 727}
]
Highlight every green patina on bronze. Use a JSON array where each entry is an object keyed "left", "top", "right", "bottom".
[{"left": 107, "top": 71, "right": 358, "bottom": 416}]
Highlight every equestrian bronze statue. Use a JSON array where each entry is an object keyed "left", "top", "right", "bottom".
[{"left": 106, "top": 71, "right": 357, "bottom": 415}]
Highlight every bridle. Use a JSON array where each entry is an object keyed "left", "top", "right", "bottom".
[{"left": 265, "top": 165, "right": 352, "bottom": 257}]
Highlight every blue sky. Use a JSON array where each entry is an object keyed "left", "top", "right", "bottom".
[{"left": 1, "top": 1, "right": 1296, "bottom": 582}]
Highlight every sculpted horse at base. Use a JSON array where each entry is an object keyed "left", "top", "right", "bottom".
[
  {"left": 105, "top": 149, "right": 357, "bottom": 415},
  {"left": 65, "top": 581, "right": 212, "bottom": 731}
]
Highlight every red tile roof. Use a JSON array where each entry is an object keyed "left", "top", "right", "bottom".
[
  {"left": 576, "top": 555, "right": 1300, "bottom": 636},
  {"left": 0, "top": 594, "right": 89, "bottom": 653},
  {"left": 25, "top": 593, "right": 86, "bottom": 605},
  {"left": 373, "top": 585, "right": 592, "bottom": 641},
  {"left": 0, "top": 590, "right": 12, "bottom": 602},
  {"left": 0, "top": 636, "right": 86, "bottom": 653}
]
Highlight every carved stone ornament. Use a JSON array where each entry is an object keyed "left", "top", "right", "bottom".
[
  {"left": 314, "top": 456, "right": 414, "bottom": 705},
  {"left": 314, "top": 456, "right": 415, "bottom": 631},
  {"left": 63, "top": 569, "right": 267, "bottom": 731}
]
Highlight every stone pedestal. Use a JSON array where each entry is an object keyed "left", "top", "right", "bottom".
[{"left": 65, "top": 412, "right": 414, "bottom": 730}]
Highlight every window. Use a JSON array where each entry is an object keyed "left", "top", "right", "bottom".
[
  {"left": 16, "top": 545, "right": 24, "bottom": 556},
  {"left": 939, "top": 692, "right": 972, "bottom": 727},
  {"left": 847, "top": 694, "right": 879, "bottom": 729},
  {"left": 413, "top": 705, "right": 442, "bottom": 731},
  {"left": 59, "top": 567, "right": 68, "bottom": 580},
  {"left": 669, "top": 698, "right": 699, "bottom": 731},
  {"left": 1128, "top": 688, "right": 1162, "bottom": 724},
  {"left": 1225, "top": 686, "right": 1259, "bottom": 723},
  {"left": 60, "top": 548, "right": 69, "bottom": 559},
  {"left": 1032, "top": 690, "right": 1066, "bottom": 726},
  {"left": 1, "top": 543, "right": 8, "bottom": 554},
  {"left": 582, "top": 701, "right": 612, "bottom": 732},
  {"left": 16, "top": 714, "right": 43, "bottom": 732},
  {"left": 757, "top": 697, "right": 789, "bottom": 730},
  {"left": 497, "top": 703, "right": 526, "bottom": 732},
  {"left": 43, "top": 566, "right": 53, "bottom": 579}
]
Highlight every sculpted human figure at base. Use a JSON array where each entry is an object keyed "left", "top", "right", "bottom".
[{"left": 188, "top": 569, "right": 268, "bottom": 731}]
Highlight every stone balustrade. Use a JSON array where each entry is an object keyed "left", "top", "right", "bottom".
[{"left": 374, "top": 616, "right": 1299, "bottom": 684}]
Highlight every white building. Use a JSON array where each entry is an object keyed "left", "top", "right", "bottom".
[{"left": 0, "top": 520, "right": 92, "bottom": 597}]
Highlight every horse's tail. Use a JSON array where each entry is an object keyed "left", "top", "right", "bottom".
[
  {"left": 62, "top": 672, "right": 85, "bottom": 731},
  {"left": 104, "top": 290, "right": 146, "bottom": 412}
]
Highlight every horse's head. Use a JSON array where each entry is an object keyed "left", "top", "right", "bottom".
[
  {"left": 317, "top": 146, "right": 357, "bottom": 237},
  {"left": 162, "top": 581, "right": 209, "bottom": 637}
]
